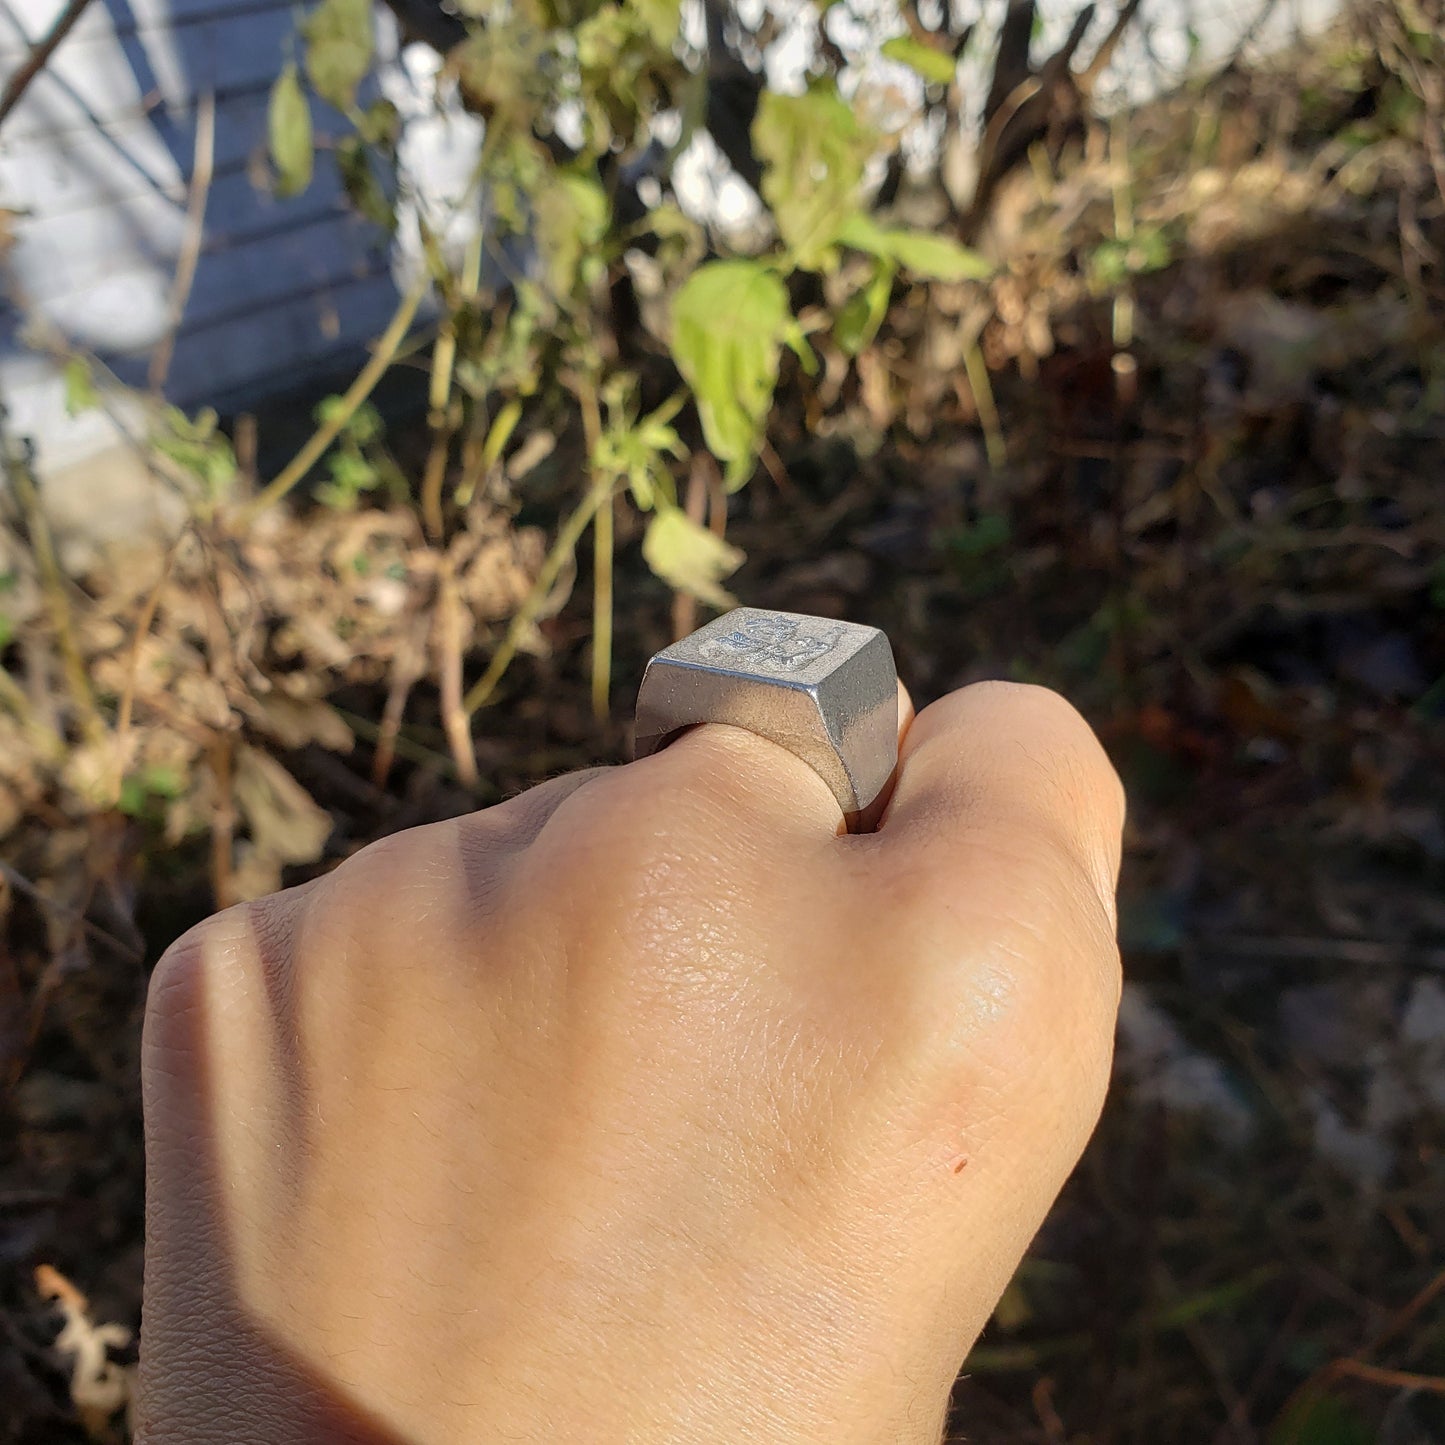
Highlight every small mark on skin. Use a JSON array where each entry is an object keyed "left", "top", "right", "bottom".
[{"left": 949, "top": 1154, "right": 969, "bottom": 1174}]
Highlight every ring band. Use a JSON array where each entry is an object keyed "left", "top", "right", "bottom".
[{"left": 634, "top": 608, "right": 899, "bottom": 831}]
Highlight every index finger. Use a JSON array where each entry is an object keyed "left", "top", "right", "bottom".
[{"left": 878, "top": 681, "right": 1125, "bottom": 924}]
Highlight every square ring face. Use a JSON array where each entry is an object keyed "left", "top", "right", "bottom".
[
  {"left": 634, "top": 609, "right": 898, "bottom": 820},
  {"left": 658, "top": 609, "right": 880, "bottom": 689}
]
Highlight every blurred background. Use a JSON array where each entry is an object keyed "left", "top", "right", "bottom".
[{"left": 1, "top": 0, "right": 1442, "bottom": 1439}]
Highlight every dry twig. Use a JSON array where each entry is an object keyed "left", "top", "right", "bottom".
[
  {"left": 149, "top": 91, "right": 216, "bottom": 393},
  {"left": 0, "top": 418, "right": 105, "bottom": 745},
  {"left": 208, "top": 734, "right": 236, "bottom": 909},
  {"left": 463, "top": 484, "right": 607, "bottom": 714},
  {"left": 108, "top": 536, "right": 181, "bottom": 805},
  {"left": 1328, "top": 1360, "right": 1445, "bottom": 1396},
  {"left": 241, "top": 279, "right": 429, "bottom": 522},
  {"left": 0, "top": 0, "right": 97, "bottom": 129},
  {"left": 577, "top": 375, "right": 612, "bottom": 720},
  {"left": 436, "top": 561, "right": 477, "bottom": 784}
]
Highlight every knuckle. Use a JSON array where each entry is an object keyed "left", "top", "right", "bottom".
[
  {"left": 144, "top": 901, "right": 281, "bottom": 1059},
  {"left": 147, "top": 908, "right": 243, "bottom": 1016},
  {"left": 522, "top": 766, "right": 781, "bottom": 1002},
  {"left": 144, "top": 932, "right": 205, "bottom": 1041},
  {"left": 882, "top": 827, "right": 1120, "bottom": 1094},
  {"left": 531, "top": 765, "right": 736, "bottom": 902},
  {"left": 982, "top": 829, "right": 1121, "bottom": 1038},
  {"left": 941, "top": 681, "right": 1126, "bottom": 831},
  {"left": 312, "top": 823, "right": 467, "bottom": 945}
]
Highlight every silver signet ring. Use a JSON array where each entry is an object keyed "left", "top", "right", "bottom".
[{"left": 633, "top": 608, "right": 899, "bottom": 832}]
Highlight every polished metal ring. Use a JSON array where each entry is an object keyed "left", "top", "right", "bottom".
[{"left": 633, "top": 607, "right": 898, "bottom": 831}]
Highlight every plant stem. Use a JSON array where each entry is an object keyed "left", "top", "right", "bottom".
[
  {"left": 149, "top": 89, "right": 215, "bottom": 393},
  {"left": 463, "top": 483, "right": 607, "bottom": 715},
  {"left": 420, "top": 321, "right": 457, "bottom": 541},
  {"left": 0, "top": 0, "right": 96, "bottom": 129},
  {"left": 109, "top": 535, "right": 180, "bottom": 804},
  {"left": 421, "top": 230, "right": 482, "bottom": 538},
  {"left": 0, "top": 423, "right": 105, "bottom": 745},
  {"left": 436, "top": 561, "right": 478, "bottom": 783},
  {"left": 963, "top": 338, "right": 1006, "bottom": 470},
  {"left": 577, "top": 375, "right": 612, "bottom": 720},
  {"left": 671, "top": 454, "right": 708, "bottom": 640},
  {"left": 0, "top": 666, "right": 57, "bottom": 757},
  {"left": 592, "top": 491, "right": 613, "bottom": 719},
  {"left": 1110, "top": 111, "right": 1136, "bottom": 354},
  {"left": 240, "top": 278, "right": 428, "bottom": 523},
  {"left": 208, "top": 734, "right": 236, "bottom": 909}
]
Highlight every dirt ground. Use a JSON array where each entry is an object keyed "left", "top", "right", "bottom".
[{"left": 3, "top": 18, "right": 1445, "bottom": 1445}]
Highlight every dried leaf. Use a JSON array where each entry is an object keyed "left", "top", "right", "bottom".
[
  {"left": 34, "top": 1264, "right": 135, "bottom": 1441},
  {"left": 231, "top": 746, "right": 333, "bottom": 900},
  {"left": 246, "top": 695, "right": 355, "bottom": 752}
]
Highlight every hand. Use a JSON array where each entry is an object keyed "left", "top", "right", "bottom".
[{"left": 139, "top": 681, "right": 1124, "bottom": 1445}]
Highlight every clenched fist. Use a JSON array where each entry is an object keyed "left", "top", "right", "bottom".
[{"left": 140, "top": 681, "right": 1124, "bottom": 1445}]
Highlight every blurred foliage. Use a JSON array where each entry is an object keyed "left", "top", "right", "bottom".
[{"left": 265, "top": 0, "right": 989, "bottom": 626}]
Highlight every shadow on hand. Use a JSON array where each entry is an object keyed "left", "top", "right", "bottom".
[{"left": 137, "top": 906, "right": 420, "bottom": 1445}]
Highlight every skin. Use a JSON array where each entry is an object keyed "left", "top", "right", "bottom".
[{"left": 140, "top": 680, "right": 1125, "bottom": 1445}]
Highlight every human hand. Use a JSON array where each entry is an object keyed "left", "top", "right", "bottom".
[{"left": 139, "top": 681, "right": 1124, "bottom": 1445}]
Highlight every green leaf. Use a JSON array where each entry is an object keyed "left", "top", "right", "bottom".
[
  {"left": 1088, "top": 226, "right": 1172, "bottom": 289},
  {"left": 118, "top": 763, "right": 186, "bottom": 819},
  {"left": 642, "top": 507, "right": 745, "bottom": 608},
  {"left": 303, "top": 0, "right": 374, "bottom": 112},
  {"left": 63, "top": 357, "right": 98, "bottom": 415},
  {"left": 593, "top": 393, "right": 686, "bottom": 510},
  {"left": 481, "top": 400, "right": 523, "bottom": 471},
  {"left": 534, "top": 170, "right": 611, "bottom": 299},
  {"left": 268, "top": 63, "right": 314, "bottom": 198},
  {"left": 357, "top": 97, "right": 400, "bottom": 149},
  {"left": 753, "top": 86, "right": 874, "bottom": 270},
  {"left": 153, "top": 406, "right": 237, "bottom": 496},
  {"left": 881, "top": 34, "right": 957, "bottom": 84},
  {"left": 317, "top": 448, "right": 380, "bottom": 509},
  {"left": 944, "top": 511, "right": 1010, "bottom": 558},
  {"left": 1269, "top": 1392, "right": 1372, "bottom": 1445},
  {"left": 835, "top": 261, "right": 894, "bottom": 356},
  {"left": 670, "top": 260, "right": 792, "bottom": 488},
  {"left": 838, "top": 213, "right": 993, "bottom": 280},
  {"left": 1430, "top": 558, "right": 1445, "bottom": 608},
  {"left": 455, "top": 26, "right": 548, "bottom": 133},
  {"left": 336, "top": 135, "right": 395, "bottom": 231},
  {"left": 344, "top": 399, "right": 384, "bottom": 447},
  {"left": 627, "top": 0, "right": 680, "bottom": 47}
]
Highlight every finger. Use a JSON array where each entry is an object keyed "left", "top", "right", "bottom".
[
  {"left": 626, "top": 677, "right": 916, "bottom": 842},
  {"left": 879, "top": 681, "right": 1125, "bottom": 918},
  {"left": 870, "top": 684, "right": 1126, "bottom": 1259},
  {"left": 637, "top": 722, "right": 845, "bottom": 837},
  {"left": 896, "top": 678, "right": 915, "bottom": 749},
  {"left": 483, "top": 767, "right": 613, "bottom": 848},
  {"left": 851, "top": 680, "right": 915, "bottom": 833}
]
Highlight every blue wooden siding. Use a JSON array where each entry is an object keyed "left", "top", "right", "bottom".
[{"left": 0, "top": 0, "right": 401, "bottom": 454}]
